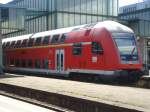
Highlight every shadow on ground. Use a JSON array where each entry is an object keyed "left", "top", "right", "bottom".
[{"left": 0, "top": 74, "right": 25, "bottom": 79}]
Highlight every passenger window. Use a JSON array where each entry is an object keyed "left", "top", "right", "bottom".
[
  {"left": 10, "top": 58, "right": 14, "bottom": 65},
  {"left": 60, "top": 34, "right": 67, "bottom": 43},
  {"left": 51, "top": 35, "right": 60, "bottom": 44},
  {"left": 2, "top": 42, "right": 6, "bottom": 49},
  {"left": 43, "top": 59, "right": 49, "bottom": 69},
  {"left": 6, "top": 57, "right": 9, "bottom": 65},
  {"left": 73, "top": 43, "right": 82, "bottom": 55},
  {"left": 28, "top": 38, "right": 34, "bottom": 47},
  {"left": 35, "top": 59, "right": 40, "bottom": 68},
  {"left": 15, "top": 40, "right": 21, "bottom": 48},
  {"left": 3, "top": 55, "right": 6, "bottom": 66},
  {"left": 10, "top": 41, "right": 16, "bottom": 48},
  {"left": 21, "top": 59, "right": 26, "bottom": 67},
  {"left": 15, "top": 59, "right": 20, "bottom": 67},
  {"left": 28, "top": 59, "right": 32, "bottom": 68},
  {"left": 6, "top": 42, "right": 10, "bottom": 48},
  {"left": 35, "top": 37, "right": 42, "bottom": 46},
  {"left": 92, "top": 42, "right": 103, "bottom": 54},
  {"left": 43, "top": 36, "right": 50, "bottom": 45},
  {"left": 21, "top": 39, "right": 28, "bottom": 47}
]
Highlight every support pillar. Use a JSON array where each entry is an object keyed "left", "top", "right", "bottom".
[{"left": 0, "top": 9, "right": 3, "bottom": 74}]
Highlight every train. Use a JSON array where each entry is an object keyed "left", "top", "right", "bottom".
[{"left": 2, "top": 21, "right": 143, "bottom": 81}]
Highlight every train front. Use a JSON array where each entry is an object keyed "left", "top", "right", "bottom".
[
  {"left": 95, "top": 21, "right": 143, "bottom": 81},
  {"left": 110, "top": 23, "right": 143, "bottom": 80}
]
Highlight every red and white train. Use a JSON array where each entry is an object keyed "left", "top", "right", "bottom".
[{"left": 2, "top": 21, "right": 143, "bottom": 80}]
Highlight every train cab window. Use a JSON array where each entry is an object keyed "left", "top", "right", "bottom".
[
  {"left": 6, "top": 42, "right": 10, "bottom": 48},
  {"left": 60, "top": 34, "right": 67, "bottom": 43},
  {"left": 73, "top": 43, "right": 82, "bottom": 55},
  {"left": 28, "top": 38, "right": 34, "bottom": 47},
  {"left": 15, "top": 40, "right": 21, "bottom": 48},
  {"left": 10, "top": 41, "right": 16, "bottom": 48},
  {"left": 92, "top": 42, "right": 103, "bottom": 54},
  {"left": 21, "top": 39, "right": 28, "bottom": 47},
  {"left": 43, "top": 59, "right": 49, "bottom": 69},
  {"left": 43, "top": 36, "right": 50, "bottom": 45},
  {"left": 35, "top": 59, "right": 40, "bottom": 68},
  {"left": 51, "top": 34, "right": 60, "bottom": 44},
  {"left": 15, "top": 59, "right": 20, "bottom": 67},
  {"left": 35, "top": 37, "right": 42, "bottom": 46},
  {"left": 28, "top": 59, "right": 32, "bottom": 68},
  {"left": 21, "top": 59, "right": 26, "bottom": 67}
]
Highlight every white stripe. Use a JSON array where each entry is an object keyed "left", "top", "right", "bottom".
[
  {"left": 7, "top": 67, "right": 69, "bottom": 77},
  {"left": 68, "top": 69, "right": 115, "bottom": 75},
  {"left": 6, "top": 67, "right": 117, "bottom": 76}
]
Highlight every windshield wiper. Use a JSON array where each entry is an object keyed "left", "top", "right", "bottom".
[{"left": 130, "top": 47, "right": 136, "bottom": 62}]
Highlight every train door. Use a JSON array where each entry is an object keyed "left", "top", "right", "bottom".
[{"left": 55, "top": 49, "right": 65, "bottom": 72}]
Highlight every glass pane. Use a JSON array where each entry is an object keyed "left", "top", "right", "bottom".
[
  {"left": 43, "top": 59, "right": 49, "bottom": 69},
  {"left": 81, "top": 0, "right": 86, "bottom": 13},
  {"left": 75, "top": 14, "right": 80, "bottom": 25},
  {"left": 87, "top": 0, "right": 92, "bottom": 14},
  {"left": 75, "top": 0, "right": 80, "bottom": 13},
  {"left": 92, "top": 0, "right": 97, "bottom": 14},
  {"left": 81, "top": 15, "right": 86, "bottom": 24},
  {"left": 61, "top": 54, "right": 64, "bottom": 70},
  {"left": 57, "top": 54, "right": 60, "bottom": 70}
]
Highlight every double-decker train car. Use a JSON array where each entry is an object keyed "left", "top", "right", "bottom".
[{"left": 2, "top": 21, "right": 143, "bottom": 80}]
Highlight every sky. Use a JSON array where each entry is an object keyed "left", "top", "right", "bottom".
[
  {"left": 0, "top": 0, "right": 145, "bottom": 7},
  {"left": 0, "top": 0, "right": 13, "bottom": 4},
  {"left": 119, "top": 0, "right": 144, "bottom": 7}
]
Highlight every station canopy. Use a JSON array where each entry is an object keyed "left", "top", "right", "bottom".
[{"left": 0, "top": 3, "right": 25, "bottom": 36}]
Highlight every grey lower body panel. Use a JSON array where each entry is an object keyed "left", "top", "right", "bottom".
[{"left": 4, "top": 67, "right": 142, "bottom": 78}]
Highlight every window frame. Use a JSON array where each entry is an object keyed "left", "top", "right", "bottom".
[
  {"left": 60, "top": 33, "right": 67, "bottom": 43},
  {"left": 51, "top": 34, "right": 60, "bottom": 44},
  {"left": 15, "top": 59, "right": 20, "bottom": 67},
  {"left": 73, "top": 43, "right": 82, "bottom": 56},
  {"left": 15, "top": 40, "right": 21, "bottom": 48},
  {"left": 28, "top": 38, "right": 34, "bottom": 47},
  {"left": 35, "top": 37, "right": 42, "bottom": 46},
  {"left": 10, "top": 58, "right": 15, "bottom": 65},
  {"left": 35, "top": 59, "right": 41, "bottom": 68},
  {"left": 21, "top": 39, "right": 28, "bottom": 47},
  {"left": 10, "top": 41, "right": 16, "bottom": 48},
  {"left": 91, "top": 42, "right": 103, "bottom": 55},
  {"left": 6, "top": 42, "right": 10, "bottom": 48},
  {"left": 28, "top": 59, "right": 33, "bottom": 68},
  {"left": 21, "top": 59, "right": 26, "bottom": 67},
  {"left": 43, "top": 36, "right": 50, "bottom": 45},
  {"left": 43, "top": 59, "right": 49, "bottom": 69},
  {"left": 2, "top": 42, "right": 6, "bottom": 49}
]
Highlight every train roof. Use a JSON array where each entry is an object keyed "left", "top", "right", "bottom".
[{"left": 2, "top": 21, "right": 133, "bottom": 43}]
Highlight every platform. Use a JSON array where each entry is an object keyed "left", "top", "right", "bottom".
[{"left": 0, "top": 73, "right": 150, "bottom": 112}]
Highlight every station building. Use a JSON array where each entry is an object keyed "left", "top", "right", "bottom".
[
  {"left": 119, "top": 0, "right": 150, "bottom": 65},
  {"left": 0, "top": 3, "right": 25, "bottom": 73},
  {"left": 2, "top": 0, "right": 118, "bottom": 38}
]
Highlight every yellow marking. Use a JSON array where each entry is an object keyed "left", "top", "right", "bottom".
[{"left": 4, "top": 43, "right": 71, "bottom": 51}]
